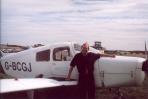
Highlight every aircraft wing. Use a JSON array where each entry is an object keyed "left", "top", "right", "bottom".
[{"left": 0, "top": 78, "right": 77, "bottom": 94}]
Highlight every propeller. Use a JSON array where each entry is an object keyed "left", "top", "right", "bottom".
[
  {"left": 142, "top": 41, "right": 148, "bottom": 73},
  {"left": 145, "top": 41, "right": 148, "bottom": 59}
]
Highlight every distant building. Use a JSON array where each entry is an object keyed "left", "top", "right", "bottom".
[
  {"left": 91, "top": 41, "right": 105, "bottom": 53},
  {"left": 33, "top": 44, "right": 44, "bottom": 48}
]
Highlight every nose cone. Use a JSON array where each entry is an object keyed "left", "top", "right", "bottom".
[
  {"left": 142, "top": 60, "right": 148, "bottom": 74},
  {"left": 135, "top": 58, "right": 146, "bottom": 86}
]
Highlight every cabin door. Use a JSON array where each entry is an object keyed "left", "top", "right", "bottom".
[{"left": 51, "top": 46, "right": 73, "bottom": 78}]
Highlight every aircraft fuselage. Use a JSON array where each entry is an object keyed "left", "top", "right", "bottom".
[{"left": 0, "top": 42, "right": 147, "bottom": 88}]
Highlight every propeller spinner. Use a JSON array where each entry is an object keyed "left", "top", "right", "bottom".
[{"left": 142, "top": 41, "right": 148, "bottom": 73}]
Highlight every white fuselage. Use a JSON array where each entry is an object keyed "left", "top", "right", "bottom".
[{"left": 0, "top": 42, "right": 146, "bottom": 88}]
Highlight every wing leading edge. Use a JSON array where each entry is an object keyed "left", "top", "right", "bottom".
[{"left": 0, "top": 78, "right": 77, "bottom": 94}]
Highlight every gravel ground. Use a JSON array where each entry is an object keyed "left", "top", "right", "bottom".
[
  {"left": 96, "top": 76, "right": 148, "bottom": 99},
  {"left": 0, "top": 74, "right": 148, "bottom": 99}
]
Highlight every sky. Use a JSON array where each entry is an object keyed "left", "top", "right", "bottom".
[{"left": 1, "top": 0, "right": 148, "bottom": 50}]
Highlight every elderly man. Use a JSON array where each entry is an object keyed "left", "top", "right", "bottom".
[{"left": 66, "top": 42, "right": 115, "bottom": 99}]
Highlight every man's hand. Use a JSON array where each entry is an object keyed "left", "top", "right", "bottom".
[
  {"left": 66, "top": 66, "right": 74, "bottom": 81},
  {"left": 65, "top": 76, "right": 71, "bottom": 81}
]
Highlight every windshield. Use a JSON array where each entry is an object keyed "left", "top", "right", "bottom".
[
  {"left": 74, "top": 44, "right": 81, "bottom": 52},
  {"left": 73, "top": 43, "right": 101, "bottom": 54}
]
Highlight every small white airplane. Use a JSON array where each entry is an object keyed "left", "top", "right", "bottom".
[{"left": 0, "top": 42, "right": 148, "bottom": 99}]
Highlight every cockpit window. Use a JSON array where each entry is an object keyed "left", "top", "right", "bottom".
[
  {"left": 36, "top": 50, "right": 50, "bottom": 61},
  {"left": 74, "top": 44, "right": 81, "bottom": 51},
  {"left": 53, "top": 47, "right": 72, "bottom": 61}
]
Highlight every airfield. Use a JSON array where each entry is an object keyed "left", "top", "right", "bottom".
[
  {"left": 0, "top": 44, "right": 148, "bottom": 99},
  {"left": 0, "top": 54, "right": 148, "bottom": 99},
  {"left": 0, "top": 73, "right": 148, "bottom": 99}
]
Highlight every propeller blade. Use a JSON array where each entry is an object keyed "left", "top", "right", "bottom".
[
  {"left": 142, "top": 41, "right": 148, "bottom": 73},
  {"left": 145, "top": 41, "right": 148, "bottom": 60}
]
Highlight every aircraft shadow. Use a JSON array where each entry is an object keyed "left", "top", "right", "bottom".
[{"left": 0, "top": 85, "right": 78, "bottom": 99}]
